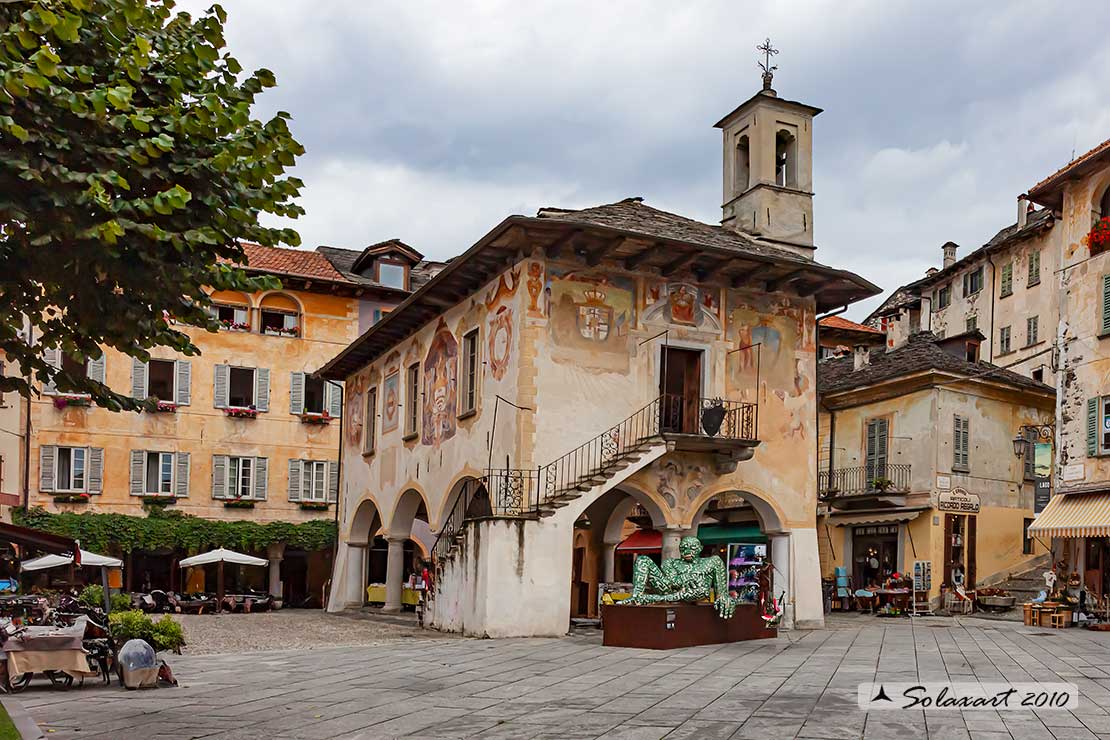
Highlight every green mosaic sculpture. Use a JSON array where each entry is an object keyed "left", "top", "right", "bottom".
[{"left": 621, "top": 536, "right": 737, "bottom": 619}]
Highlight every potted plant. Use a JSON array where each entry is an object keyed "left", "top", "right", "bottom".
[
  {"left": 299, "top": 501, "right": 330, "bottom": 511},
  {"left": 1086, "top": 216, "right": 1110, "bottom": 257},
  {"left": 220, "top": 319, "right": 250, "bottom": 332},
  {"left": 870, "top": 477, "right": 895, "bottom": 492},
  {"left": 109, "top": 611, "right": 186, "bottom": 655},
  {"left": 53, "top": 492, "right": 91, "bottom": 504},
  {"left": 224, "top": 498, "right": 255, "bottom": 509},
  {"left": 53, "top": 394, "right": 92, "bottom": 409},
  {"left": 224, "top": 406, "right": 258, "bottom": 419},
  {"left": 154, "top": 400, "right": 177, "bottom": 413},
  {"left": 142, "top": 495, "right": 175, "bottom": 508}
]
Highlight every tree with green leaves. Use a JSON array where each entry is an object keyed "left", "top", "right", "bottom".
[{"left": 0, "top": 0, "right": 303, "bottom": 410}]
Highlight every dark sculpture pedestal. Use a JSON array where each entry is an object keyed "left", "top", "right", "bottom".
[{"left": 601, "top": 603, "right": 777, "bottom": 649}]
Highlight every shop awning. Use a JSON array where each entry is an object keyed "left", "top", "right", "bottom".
[
  {"left": 1028, "top": 493, "right": 1110, "bottom": 538},
  {"left": 827, "top": 510, "right": 922, "bottom": 527},
  {"left": 697, "top": 523, "right": 766, "bottom": 544},
  {"left": 616, "top": 529, "right": 661, "bottom": 552}
]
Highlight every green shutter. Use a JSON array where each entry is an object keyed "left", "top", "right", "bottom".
[
  {"left": 1101, "top": 275, "right": 1110, "bottom": 336},
  {"left": 1001, "top": 264, "right": 1013, "bottom": 297},
  {"left": 1090, "top": 398, "right": 1101, "bottom": 457}
]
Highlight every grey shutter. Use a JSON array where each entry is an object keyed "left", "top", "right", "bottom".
[
  {"left": 131, "top": 359, "right": 148, "bottom": 399},
  {"left": 1001, "top": 263, "right": 1012, "bottom": 296},
  {"left": 875, "top": 419, "right": 888, "bottom": 478},
  {"left": 88, "top": 447, "right": 103, "bottom": 493},
  {"left": 175, "top": 452, "right": 190, "bottom": 498},
  {"left": 1023, "top": 428, "right": 1036, "bottom": 480},
  {"left": 255, "top": 368, "right": 270, "bottom": 412},
  {"left": 212, "top": 455, "right": 228, "bottom": 499},
  {"left": 87, "top": 354, "right": 106, "bottom": 384},
  {"left": 1090, "top": 398, "right": 1101, "bottom": 457},
  {"left": 327, "top": 460, "right": 339, "bottom": 503},
  {"left": 1102, "top": 275, "right": 1110, "bottom": 336},
  {"left": 42, "top": 348, "right": 59, "bottom": 393},
  {"left": 290, "top": 372, "right": 305, "bottom": 415},
  {"left": 175, "top": 360, "right": 191, "bottom": 406},
  {"left": 130, "top": 450, "right": 145, "bottom": 496},
  {"left": 254, "top": 457, "right": 268, "bottom": 500},
  {"left": 326, "top": 382, "right": 342, "bottom": 418},
  {"left": 954, "top": 416, "right": 969, "bottom": 470},
  {"left": 865, "top": 421, "right": 877, "bottom": 481},
  {"left": 213, "top": 364, "right": 230, "bottom": 408},
  {"left": 288, "top": 459, "right": 302, "bottom": 502},
  {"left": 39, "top": 445, "right": 56, "bottom": 492}
]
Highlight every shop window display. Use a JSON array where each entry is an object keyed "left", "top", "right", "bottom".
[{"left": 727, "top": 543, "right": 767, "bottom": 604}]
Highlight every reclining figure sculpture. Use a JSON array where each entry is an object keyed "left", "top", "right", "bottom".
[{"left": 620, "top": 535, "right": 737, "bottom": 619}]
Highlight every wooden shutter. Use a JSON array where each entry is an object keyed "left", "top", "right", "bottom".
[
  {"left": 87, "top": 354, "right": 106, "bottom": 384},
  {"left": 1102, "top": 275, "right": 1110, "bottom": 336},
  {"left": 175, "top": 360, "right": 191, "bottom": 406},
  {"left": 255, "top": 368, "right": 270, "bottom": 412},
  {"left": 290, "top": 372, "right": 305, "bottom": 415},
  {"left": 130, "top": 450, "right": 145, "bottom": 496},
  {"left": 1090, "top": 398, "right": 1101, "bottom": 457},
  {"left": 943, "top": 514, "right": 954, "bottom": 587},
  {"left": 865, "top": 421, "right": 878, "bottom": 481},
  {"left": 175, "top": 452, "right": 190, "bottom": 498},
  {"left": 1001, "top": 263, "right": 1012, "bottom": 296},
  {"left": 131, "top": 359, "right": 148, "bottom": 399},
  {"left": 42, "top": 348, "right": 59, "bottom": 393},
  {"left": 288, "top": 459, "right": 302, "bottom": 501},
  {"left": 213, "top": 364, "right": 230, "bottom": 408},
  {"left": 365, "top": 387, "right": 377, "bottom": 453},
  {"left": 326, "top": 381, "right": 342, "bottom": 418},
  {"left": 39, "top": 445, "right": 56, "bottom": 491},
  {"left": 1023, "top": 428, "right": 1036, "bottom": 480},
  {"left": 253, "top": 457, "right": 268, "bottom": 500},
  {"left": 967, "top": 516, "right": 977, "bottom": 590},
  {"left": 88, "top": 447, "right": 103, "bottom": 493},
  {"left": 327, "top": 460, "right": 339, "bottom": 503},
  {"left": 212, "top": 455, "right": 228, "bottom": 499}
]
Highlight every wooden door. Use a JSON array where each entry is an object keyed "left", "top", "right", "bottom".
[
  {"left": 943, "top": 514, "right": 954, "bottom": 587},
  {"left": 1085, "top": 539, "right": 1103, "bottom": 596},
  {"left": 966, "top": 516, "right": 977, "bottom": 590},
  {"left": 681, "top": 351, "right": 702, "bottom": 434},
  {"left": 660, "top": 348, "right": 702, "bottom": 433}
]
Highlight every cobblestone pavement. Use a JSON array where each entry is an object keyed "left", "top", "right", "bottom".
[{"left": 20, "top": 617, "right": 1110, "bottom": 740}]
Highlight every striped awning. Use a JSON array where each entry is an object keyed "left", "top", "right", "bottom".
[
  {"left": 1028, "top": 493, "right": 1110, "bottom": 538},
  {"left": 827, "top": 510, "right": 923, "bottom": 527}
]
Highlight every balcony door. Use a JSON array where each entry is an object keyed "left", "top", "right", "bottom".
[
  {"left": 661, "top": 347, "right": 702, "bottom": 434},
  {"left": 865, "top": 418, "right": 889, "bottom": 484}
]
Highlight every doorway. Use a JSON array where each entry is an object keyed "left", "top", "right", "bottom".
[
  {"left": 943, "top": 514, "right": 977, "bottom": 590},
  {"left": 851, "top": 525, "right": 899, "bottom": 588},
  {"left": 660, "top": 347, "right": 702, "bottom": 434}
]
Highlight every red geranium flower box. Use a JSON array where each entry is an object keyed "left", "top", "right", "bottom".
[{"left": 1087, "top": 217, "right": 1110, "bottom": 256}]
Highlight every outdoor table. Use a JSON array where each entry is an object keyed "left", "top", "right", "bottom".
[
  {"left": 1, "top": 616, "right": 97, "bottom": 679},
  {"left": 365, "top": 585, "right": 419, "bottom": 606},
  {"left": 875, "top": 588, "right": 911, "bottom": 610}
]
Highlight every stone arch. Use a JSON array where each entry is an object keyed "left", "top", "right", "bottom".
[
  {"left": 775, "top": 128, "right": 798, "bottom": 189},
  {"left": 433, "top": 472, "right": 489, "bottom": 531},
  {"left": 257, "top": 290, "right": 304, "bottom": 313},
  {"left": 348, "top": 495, "right": 382, "bottom": 545},
  {"left": 684, "top": 484, "right": 786, "bottom": 534},
  {"left": 386, "top": 486, "right": 430, "bottom": 538},
  {"left": 210, "top": 289, "right": 253, "bottom": 308},
  {"left": 565, "top": 478, "right": 678, "bottom": 528}
]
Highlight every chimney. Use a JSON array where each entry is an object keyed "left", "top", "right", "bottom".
[
  {"left": 941, "top": 242, "right": 958, "bottom": 269},
  {"left": 1017, "top": 196, "right": 1029, "bottom": 229},
  {"left": 853, "top": 345, "right": 870, "bottom": 371}
]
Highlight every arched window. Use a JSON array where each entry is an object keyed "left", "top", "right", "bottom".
[
  {"left": 775, "top": 129, "right": 798, "bottom": 188},
  {"left": 209, "top": 290, "right": 251, "bottom": 331},
  {"left": 735, "top": 135, "right": 750, "bottom": 192},
  {"left": 259, "top": 293, "right": 301, "bottom": 338},
  {"left": 1099, "top": 186, "right": 1110, "bottom": 219}
]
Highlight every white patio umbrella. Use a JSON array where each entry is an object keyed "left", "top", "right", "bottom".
[
  {"left": 178, "top": 548, "right": 268, "bottom": 608},
  {"left": 20, "top": 549, "right": 123, "bottom": 572}
]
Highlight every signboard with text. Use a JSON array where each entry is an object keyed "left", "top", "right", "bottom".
[
  {"left": 937, "top": 487, "right": 981, "bottom": 514},
  {"left": 1034, "top": 477, "right": 1051, "bottom": 514}
]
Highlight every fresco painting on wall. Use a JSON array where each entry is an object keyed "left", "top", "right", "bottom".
[
  {"left": 488, "top": 306, "right": 513, "bottom": 381},
  {"left": 485, "top": 266, "right": 521, "bottom": 311},
  {"left": 548, "top": 268, "right": 634, "bottom": 370},
  {"left": 727, "top": 293, "right": 807, "bottom": 399},
  {"left": 422, "top": 320, "right": 459, "bottom": 447},
  {"left": 526, "top": 262, "right": 545, "bottom": 318},
  {"left": 643, "top": 281, "right": 722, "bottom": 332},
  {"left": 345, "top": 372, "right": 365, "bottom": 449},
  {"left": 381, "top": 372, "right": 400, "bottom": 433}
]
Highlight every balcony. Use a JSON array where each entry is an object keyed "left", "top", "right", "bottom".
[
  {"left": 659, "top": 395, "right": 760, "bottom": 471},
  {"left": 819, "top": 464, "right": 911, "bottom": 507}
]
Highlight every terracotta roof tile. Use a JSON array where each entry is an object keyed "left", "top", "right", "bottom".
[
  {"left": 237, "top": 243, "right": 350, "bottom": 283},
  {"left": 1027, "top": 137, "right": 1110, "bottom": 199},
  {"left": 818, "top": 315, "right": 882, "bottom": 334}
]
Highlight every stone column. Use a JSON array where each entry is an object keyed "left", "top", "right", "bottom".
[
  {"left": 661, "top": 527, "right": 683, "bottom": 560},
  {"left": 383, "top": 536, "right": 406, "bottom": 613},
  {"left": 266, "top": 542, "right": 285, "bottom": 602},
  {"left": 602, "top": 542, "right": 618, "bottom": 583},
  {"left": 771, "top": 533, "right": 795, "bottom": 630}
]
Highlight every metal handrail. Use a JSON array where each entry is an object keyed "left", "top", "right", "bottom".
[
  {"left": 818, "top": 463, "right": 911, "bottom": 497},
  {"left": 431, "top": 477, "right": 489, "bottom": 562}
]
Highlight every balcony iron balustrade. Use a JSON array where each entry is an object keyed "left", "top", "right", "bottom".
[{"left": 818, "top": 464, "right": 911, "bottom": 498}]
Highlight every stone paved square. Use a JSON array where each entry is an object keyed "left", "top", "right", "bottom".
[{"left": 17, "top": 617, "right": 1110, "bottom": 739}]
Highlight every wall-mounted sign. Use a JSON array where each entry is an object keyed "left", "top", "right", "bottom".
[
  {"left": 1062, "top": 464, "right": 1085, "bottom": 482},
  {"left": 935, "top": 475, "right": 952, "bottom": 491},
  {"left": 937, "top": 487, "right": 980, "bottom": 514},
  {"left": 1034, "top": 477, "right": 1051, "bottom": 514}
]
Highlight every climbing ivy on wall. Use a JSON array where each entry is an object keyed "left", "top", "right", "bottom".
[{"left": 13, "top": 507, "right": 336, "bottom": 555}]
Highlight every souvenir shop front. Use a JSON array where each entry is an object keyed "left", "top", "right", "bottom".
[{"left": 1030, "top": 491, "right": 1110, "bottom": 599}]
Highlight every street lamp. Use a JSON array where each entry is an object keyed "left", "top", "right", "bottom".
[
  {"left": 1012, "top": 433, "right": 1029, "bottom": 458},
  {"left": 1012, "top": 424, "right": 1055, "bottom": 458}
]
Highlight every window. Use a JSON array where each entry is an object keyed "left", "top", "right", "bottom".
[
  {"left": 1101, "top": 274, "right": 1110, "bottom": 337},
  {"left": 964, "top": 341, "right": 979, "bottom": 363},
  {"left": 228, "top": 367, "right": 255, "bottom": 408},
  {"left": 61, "top": 354, "right": 88, "bottom": 382},
  {"left": 303, "top": 376, "right": 326, "bottom": 414},
  {"left": 364, "top": 387, "right": 377, "bottom": 455},
  {"left": 212, "top": 455, "right": 266, "bottom": 500},
  {"left": 56, "top": 447, "right": 87, "bottom": 492},
  {"left": 1000, "top": 263, "right": 1013, "bottom": 298},
  {"left": 131, "top": 450, "right": 188, "bottom": 497},
  {"left": 735, "top": 135, "right": 750, "bottom": 192},
  {"left": 147, "top": 359, "right": 175, "bottom": 401},
  {"left": 145, "top": 452, "right": 174, "bottom": 494},
  {"left": 953, "top": 415, "right": 970, "bottom": 471},
  {"left": 1026, "top": 316, "right": 1039, "bottom": 346},
  {"left": 213, "top": 303, "right": 249, "bottom": 330},
  {"left": 461, "top": 329, "right": 479, "bottom": 415},
  {"left": 260, "top": 309, "right": 299, "bottom": 337},
  {"left": 1023, "top": 518, "right": 1034, "bottom": 555},
  {"left": 865, "top": 418, "right": 889, "bottom": 483},
  {"left": 377, "top": 261, "right": 407, "bottom": 290},
  {"left": 999, "top": 326, "right": 1011, "bottom": 354},
  {"left": 405, "top": 363, "right": 419, "bottom": 438},
  {"left": 934, "top": 284, "right": 951, "bottom": 311},
  {"left": 1028, "top": 251, "right": 1041, "bottom": 287},
  {"left": 775, "top": 129, "right": 798, "bottom": 188},
  {"left": 963, "top": 266, "right": 984, "bottom": 296},
  {"left": 1032, "top": 367, "right": 1044, "bottom": 383},
  {"left": 965, "top": 316, "right": 977, "bottom": 333},
  {"left": 302, "top": 460, "right": 328, "bottom": 502},
  {"left": 229, "top": 456, "right": 254, "bottom": 499},
  {"left": 1090, "top": 396, "right": 1110, "bottom": 457},
  {"left": 1100, "top": 187, "right": 1110, "bottom": 218}
]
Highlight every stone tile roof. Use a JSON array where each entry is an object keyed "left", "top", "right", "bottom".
[
  {"left": 917, "top": 208, "right": 1054, "bottom": 289},
  {"left": 818, "top": 331, "right": 1054, "bottom": 396},
  {"left": 536, "top": 197, "right": 816, "bottom": 266},
  {"left": 819, "top": 315, "right": 882, "bottom": 334},
  {"left": 316, "top": 245, "right": 444, "bottom": 291},
  {"left": 239, "top": 243, "right": 349, "bottom": 283}
]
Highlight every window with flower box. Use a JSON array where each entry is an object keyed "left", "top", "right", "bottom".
[
  {"left": 212, "top": 303, "right": 250, "bottom": 331},
  {"left": 131, "top": 358, "right": 191, "bottom": 407},
  {"left": 39, "top": 445, "right": 103, "bottom": 494},
  {"left": 259, "top": 294, "right": 301, "bottom": 337},
  {"left": 41, "top": 348, "right": 105, "bottom": 395},
  {"left": 288, "top": 459, "right": 338, "bottom": 504},
  {"left": 214, "top": 365, "right": 269, "bottom": 413},
  {"left": 129, "top": 450, "right": 189, "bottom": 497},
  {"left": 212, "top": 455, "right": 268, "bottom": 500}
]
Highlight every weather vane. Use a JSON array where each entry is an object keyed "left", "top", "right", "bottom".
[{"left": 757, "top": 37, "right": 779, "bottom": 91}]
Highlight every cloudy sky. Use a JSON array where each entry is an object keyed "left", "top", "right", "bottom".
[{"left": 184, "top": 1, "right": 1110, "bottom": 319}]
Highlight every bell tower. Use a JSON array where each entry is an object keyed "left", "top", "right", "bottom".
[{"left": 715, "top": 40, "right": 821, "bottom": 258}]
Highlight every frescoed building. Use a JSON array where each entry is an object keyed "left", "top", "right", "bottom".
[
  {"left": 28, "top": 242, "right": 439, "bottom": 603},
  {"left": 322, "top": 78, "right": 880, "bottom": 636}
]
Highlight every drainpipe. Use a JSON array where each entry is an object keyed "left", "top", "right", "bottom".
[
  {"left": 986, "top": 254, "right": 998, "bottom": 362},
  {"left": 327, "top": 380, "right": 344, "bottom": 609},
  {"left": 21, "top": 380, "right": 31, "bottom": 511}
]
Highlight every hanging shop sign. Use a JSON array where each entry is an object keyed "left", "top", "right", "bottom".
[
  {"left": 1034, "top": 477, "right": 1051, "bottom": 514},
  {"left": 937, "top": 487, "right": 980, "bottom": 514}
]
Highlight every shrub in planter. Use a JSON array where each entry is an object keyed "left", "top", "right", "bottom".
[
  {"left": 151, "top": 615, "right": 185, "bottom": 653},
  {"left": 299, "top": 501, "right": 330, "bottom": 511},
  {"left": 109, "top": 610, "right": 185, "bottom": 653},
  {"left": 224, "top": 499, "right": 255, "bottom": 509},
  {"left": 110, "top": 593, "right": 133, "bottom": 613},
  {"left": 79, "top": 584, "right": 104, "bottom": 609},
  {"left": 53, "top": 493, "right": 91, "bottom": 504},
  {"left": 870, "top": 477, "right": 895, "bottom": 492}
]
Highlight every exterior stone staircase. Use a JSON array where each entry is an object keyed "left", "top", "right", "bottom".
[
  {"left": 983, "top": 553, "right": 1053, "bottom": 604},
  {"left": 534, "top": 439, "right": 670, "bottom": 517}
]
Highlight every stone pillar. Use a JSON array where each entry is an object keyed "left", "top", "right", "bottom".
[
  {"left": 602, "top": 542, "right": 617, "bottom": 583},
  {"left": 383, "top": 537, "right": 406, "bottom": 613},
  {"left": 661, "top": 528, "right": 682, "bottom": 560},
  {"left": 770, "top": 533, "right": 794, "bottom": 630},
  {"left": 787, "top": 528, "right": 825, "bottom": 630},
  {"left": 267, "top": 542, "right": 285, "bottom": 602},
  {"left": 346, "top": 544, "right": 368, "bottom": 607}
]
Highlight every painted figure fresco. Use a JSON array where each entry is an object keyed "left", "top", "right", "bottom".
[
  {"left": 548, "top": 268, "right": 634, "bottom": 370},
  {"left": 484, "top": 267, "right": 520, "bottom": 311},
  {"left": 381, "top": 372, "right": 400, "bottom": 433},
  {"left": 422, "top": 320, "right": 458, "bottom": 447},
  {"left": 488, "top": 306, "right": 513, "bottom": 381},
  {"left": 643, "top": 281, "right": 721, "bottom": 331},
  {"left": 345, "top": 372, "right": 365, "bottom": 449},
  {"left": 526, "top": 261, "right": 545, "bottom": 318}
]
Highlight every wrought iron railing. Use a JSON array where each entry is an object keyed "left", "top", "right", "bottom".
[
  {"left": 431, "top": 477, "right": 490, "bottom": 562},
  {"left": 818, "top": 463, "right": 911, "bottom": 497},
  {"left": 659, "top": 394, "right": 758, "bottom": 440}
]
